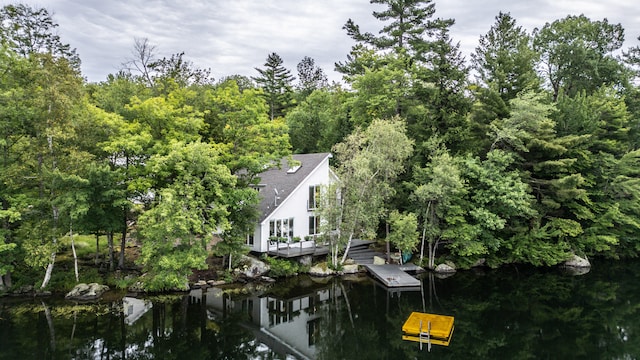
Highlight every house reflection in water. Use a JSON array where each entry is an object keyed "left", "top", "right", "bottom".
[
  {"left": 122, "top": 296, "right": 153, "bottom": 325},
  {"left": 189, "top": 282, "right": 342, "bottom": 360}
]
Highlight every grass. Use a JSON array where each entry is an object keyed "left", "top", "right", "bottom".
[{"left": 58, "top": 234, "right": 112, "bottom": 261}]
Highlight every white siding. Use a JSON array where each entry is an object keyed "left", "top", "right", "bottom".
[{"left": 251, "top": 157, "right": 333, "bottom": 252}]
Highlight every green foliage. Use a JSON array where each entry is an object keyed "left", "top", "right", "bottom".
[
  {"left": 0, "top": 242, "right": 16, "bottom": 276},
  {"left": 296, "top": 56, "right": 328, "bottom": 98},
  {"left": 137, "top": 141, "right": 237, "bottom": 291},
  {"left": 286, "top": 88, "right": 350, "bottom": 153},
  {"left": 387, "top": 210, "right": 419, "bottom": 255},
  {"left": 253, "top": 52, "right": 295, "bottom": 120},
  {"left": 323, "top": 116, "right": 414, "bottom": 266},
  {"left": 262, "top": 256, "right": 301, "bottom": 278},
  {"left": 472, "top": 12, "right": 540, "bottom": 102},
  {"left": 4, "top": 3, "right": 640, "bottom": 281},
  {"left": 533, "top": 14, "right": 628, "bottom": 100},
  {"left": 202, "top": 80, "right": 291, "bottom": 181}
]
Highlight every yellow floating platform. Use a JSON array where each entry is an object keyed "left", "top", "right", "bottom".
[
  {"left": 402, "top": 312, "right": 455, "bottom": 347},
  {"left": 402, "top": 333, "right": 453, "bottom": 346}
]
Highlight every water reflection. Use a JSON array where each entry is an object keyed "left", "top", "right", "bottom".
[
  {"left": 1, "top": 260, "right": 640, "bottom": 359},
  {"left": 190, "top": 279, "right": 344, "bottom": 359}
]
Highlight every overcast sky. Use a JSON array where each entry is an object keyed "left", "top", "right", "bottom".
[{"left": 6, "top": 0, "right": 640, "bottom": 83}]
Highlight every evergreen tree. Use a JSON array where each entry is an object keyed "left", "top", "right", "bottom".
[
  {"left": 337, "top": 0, "right": 437, "bottom": 69},
  {"left": 253, "top": 52, "right": 295, "bottom": 120},
  {"left": 472, "top": 12, "right": 540, "bottom": 102},
  {"left": 413, "top": 20, "right": 472, "bottom": 156}
]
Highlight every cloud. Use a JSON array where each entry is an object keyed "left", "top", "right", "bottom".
[{"left": 9, "top": 0, "right": 640, "bottom": 83}]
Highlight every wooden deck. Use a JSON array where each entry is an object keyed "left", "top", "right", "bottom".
[
  {"left": 363, "top": 264, "right": 421, "bottom": 288},
  {"left": 267, "top": 239, "right": 373, "bottom": 259},
  {"left": 267, "top": 245, "right": 329, "bottom": 258}
]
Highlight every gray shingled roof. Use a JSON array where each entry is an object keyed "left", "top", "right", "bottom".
[{"left": 256, "top": 153, "right": 331, "bottom": 222}]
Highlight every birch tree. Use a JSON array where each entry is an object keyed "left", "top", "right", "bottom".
[{"left": 319, "top": 116, "right": 413, "bottom": 267}]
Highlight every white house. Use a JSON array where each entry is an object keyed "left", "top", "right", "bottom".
[{"left": 246, "top": 153, "right": 337, "bottom": 254}]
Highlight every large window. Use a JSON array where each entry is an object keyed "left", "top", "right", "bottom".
[
  {"left": 269, "top": 217, "right": 294, "bottom": 238},
  {"left": 308, "top": 215, "right": 320, "bottom": 235},
  {"left": 308, "top": 185, "right": 321, "bottom": 210}
]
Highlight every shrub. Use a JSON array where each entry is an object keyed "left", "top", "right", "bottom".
[{"left": 263, "top": 256, "right": 300, "bottom": 277}]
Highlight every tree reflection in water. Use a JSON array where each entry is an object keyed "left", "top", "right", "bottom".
[{"left": 1, "top": 260, "right": 640, "bottom": 359}]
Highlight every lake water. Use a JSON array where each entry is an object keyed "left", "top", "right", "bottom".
[{"left": 1, "top": 259, "right": 639, "bottom": 359}]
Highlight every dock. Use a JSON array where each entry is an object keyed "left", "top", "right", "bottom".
[{"left": 363, "top": 264, "right": 421, "bottom": 288}]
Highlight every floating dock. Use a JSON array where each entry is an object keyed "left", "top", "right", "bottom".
[
  {"left": 363, "top": 264, "right": 421, "bottom": 288},
  {"left": 402, "top": 312, "right": 455, "bottom": 350}
]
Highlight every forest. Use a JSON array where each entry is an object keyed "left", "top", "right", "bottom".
[{"left": 2, "top": 0, "right": 640, "bottom": 292}]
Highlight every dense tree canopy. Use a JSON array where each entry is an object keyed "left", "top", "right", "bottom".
[{"left": 3, "top": 3, "right": 640, "bottom": 291}]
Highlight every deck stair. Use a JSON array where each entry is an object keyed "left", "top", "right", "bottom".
[{"left": 347, "top": 240, "right": 385, "bottom": 265}]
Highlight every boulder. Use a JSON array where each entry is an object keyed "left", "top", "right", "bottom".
[
  {"left": 309, "top": 263, "right": 335, "bottom": 277},
  {"left": 472, "top": 258, "right": 486, "bottom": 268},
  {"left": 236, "top": 255, "right": 270, "bottom": 279},
  {"left": 207, "top": 280, "right": 226, "bottom": 287},
  {"left": 564, "top": 254, "right": 591, "bottom": 268},
  {"left": 373, "top": 256, "right": 386, "bottom": 265},
  {"left": 341, "top": 264, "right": 360, "bottom": 274},
  {"left": 434, "top": 263, "right": 456, "bottom": 274},
  {"left": 192, "top": 280, "right": 208, "bottom": 289},
  {"left": 65, "top": 283, "right": 109, "bottom": 301},
  {"left": 298, "top": 255, "right": 313, "bottom": 267}
]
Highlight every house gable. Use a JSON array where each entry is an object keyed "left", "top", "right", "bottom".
[
  {"left": 249, "top": 153, "right": 333, "bottom": 253},
  {"left": 256, "top": 153, "right": 332, "bottom": 224}
]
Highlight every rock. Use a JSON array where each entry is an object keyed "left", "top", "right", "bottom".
[
  {"left": 373, "top": 256, "right": 386, "bottom": 265},
  {"left": 434, "top": 263, "right": 456, "bottom": 274},
  {"left": 472, "top": 258, "right": 486, "bottom": 268},
  {"left": 434, "top": 272, "right": 456, "bottom": 279},
  {"left": 309, "top": 263, "right": 335, "bottom": 277},
  {"left": 562, "top": 266, "right": 591, "bottom": 276},
  {"left": 564, "top": 254, "right": 591, "bottom": 268},
  {"left": 298, "top": 255, "right": 313, "bottom": 267},
  {"left": 193, "top": 280, "right": 208, "bottom": 288},
  {"left": 11, "top": 285, "right": 34, "bottom": 296},
  {"left": 235, "top": 255, "right": 270, "bottom": 279},
  {"left": 341, "top": 264, "right": 360, "bottom": 274},
  {"left": 207, "top": 280, "right": 226, "bottom": 286},
  {"left": 260, "top": 276, "right": 276, "bottom": 283},
  {"left": 65, "top": 283, "right": 109, "bottom": 301}
]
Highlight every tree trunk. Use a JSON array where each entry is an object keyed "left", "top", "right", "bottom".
[
  {"left": 42, "top": 301, "right": 56, "bottom": 352},
  {"left": 107, "top": 232, "right": 115, "bottom": 271},
  {"left": 70, "top": 222, "right": 79, "bottom": 283},
  {"left": 429, "top": 240, "right": 435, "bottom": 269},
  {"left": 420, "top": 223, "right": 427, "bottom": 264},
  {"left": 385, "top": 221, "right": 391, "bottom": 263},
  {"left": 339, "top": 233, "right": 355, "bottom": 265},
  {"left": 95, "top": 233, "right": 100, "bottom": 266},
  {"left": 41, "top": 250, "right": 56, "bottom": 289},
  {"left": 118, "top": 226, "right": 126, "bottom": 269}
]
